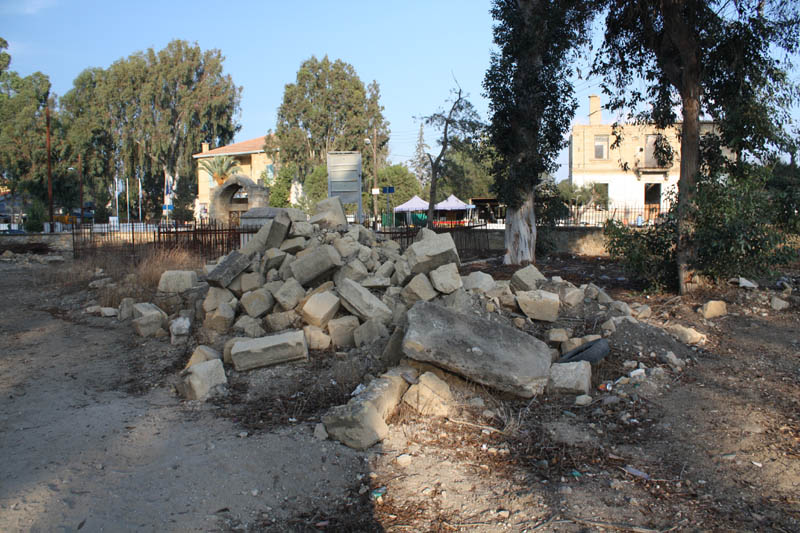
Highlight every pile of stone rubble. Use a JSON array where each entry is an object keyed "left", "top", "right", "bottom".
[{"left": 81, "top": 196, "right": 793, "bottom": 450}]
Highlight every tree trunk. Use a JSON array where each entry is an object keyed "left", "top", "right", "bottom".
[
  {"left": 676, "top": 87, "right": 701, "bottom": 294},
  {"left": 426, "top": 159, "right": 438, "bottom": 229},
  {"left": 504, "top": 189, "right": 536, "bottom": 265}
]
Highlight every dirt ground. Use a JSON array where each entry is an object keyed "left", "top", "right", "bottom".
[{"left": 0, "top": 254, "right": 798, "bottom": 532}]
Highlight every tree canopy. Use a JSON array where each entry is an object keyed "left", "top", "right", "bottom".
[{"left": 272, "top": 56, "right": 389, "bottom": 184}]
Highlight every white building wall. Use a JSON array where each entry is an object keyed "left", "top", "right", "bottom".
[{"left": 571, "top": 171, "right": 678, "bottom": 207}]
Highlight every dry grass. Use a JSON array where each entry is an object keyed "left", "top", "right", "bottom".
[{"left": 134, "top": 247, "right": 204, "bottom": 289}]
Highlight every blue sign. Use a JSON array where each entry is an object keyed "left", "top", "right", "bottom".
[
  {"left": 162, "top": 204, "right": 174, "bottom": 211},
  {"left": 381, "top": 186, "right": 395, "bottom": 194}
]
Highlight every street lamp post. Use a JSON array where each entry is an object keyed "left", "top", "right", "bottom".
[{"left": 365, "top": 128, "right": 378, "bottom": 229}]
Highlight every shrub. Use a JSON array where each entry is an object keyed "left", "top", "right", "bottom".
[{"left": 24, "top": 200, "right": 46, "bottom": 232}]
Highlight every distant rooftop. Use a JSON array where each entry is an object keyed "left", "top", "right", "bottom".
[{"left": 192, "top": 136, "right": 266, "bottom": 158}]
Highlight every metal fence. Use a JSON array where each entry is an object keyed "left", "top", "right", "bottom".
[{"left": 72, "top": 221, "right": 259, "bottom": 261}]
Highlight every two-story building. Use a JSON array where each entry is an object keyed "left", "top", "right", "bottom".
[
  {"left": 192, "top": 136, "right": 274, "bottom": 223},
  {"left": 569, "top": 95, "right": 717, "bottom": 222}
]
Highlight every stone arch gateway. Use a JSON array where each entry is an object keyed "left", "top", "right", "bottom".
[{"left": 208, "top": 175, "right": 269, "bottom": 225}]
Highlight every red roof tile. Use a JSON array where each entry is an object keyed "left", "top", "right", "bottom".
[{"left": 193, "top": 136, "right": 266, "bottom": 158}]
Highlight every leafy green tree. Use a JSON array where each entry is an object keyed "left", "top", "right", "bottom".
[
  {"left": 410, "top": 123, "right": 431, "bottom": 187},
  {"left": 421, "top": 87, "right": 483, "bottom": 228},
  {"left": 302, "top": 165, "right": 329, "bottom": 207},
  {"left": 593, "top": 0, "right": 800, "bottom": 292},
  {"left": 437, "top": 136, "right": 494, "bottom": 201},
  {"left": 269, "top": 163, "right": 295, "bottom": 208},
  {"left": 199, "top": 156, "right": 240, "bottom": 186},
  {"left": 484, "top": 0, "right": 595, "bottom": 264},
  {"left": 273, "top": 56, "right": 389, "bottom": 184},
  {"left": 376, "top": 164, "right": 422, "bottom": 212}
]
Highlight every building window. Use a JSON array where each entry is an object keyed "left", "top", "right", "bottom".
[{"left": 594, "top": 135, "right": 609, "bottom": 160}]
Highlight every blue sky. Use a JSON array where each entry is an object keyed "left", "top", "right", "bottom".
[{"left": 1, "top": 0, "right": 607, "bottom": 182}]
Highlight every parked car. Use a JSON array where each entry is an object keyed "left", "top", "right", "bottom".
[{"left": 0, "top": 228, "right": 25, "bottom": 235}]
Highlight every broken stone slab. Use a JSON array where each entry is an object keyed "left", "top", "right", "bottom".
[
  {"left": 354, "top": 318, "right": 389, "bottom": 348},
  {"left": 731, "top": 276, "right": 758, "bottom": 289},
  {"left": 700, "top": 300, "right": 727, "bottom": 319},
  {"left": 230, "top": 329, "right": 308, "bottom": 371},
  {"left": 461, "top": 271, "right": 495, "bottom": 294},
  {"left": 262, "top": 248, "right": 287, "bottom": 272},
  {"left": 290, "top": 245, "right": 342, "bottom": 286},
  {"left": 309, "top": 196, "right": 348, "bottom": 229},
  {"left": 403, "top": 301, "right": 552, "bottom": 397},
  {"left": 158, "top": 270, "right": 198, "bottom": 294},
  {"left": 223, "top": 337, "right": 249, "bottom": 364},
  {"left": 303, "top": 325, "right": 332, "bottom": 350},
  {"left": 177, "top": 359, "right": 227, "bottom": 401},
  {"left": 596, "top": 290, "right": 614, "bottom": 304},
  {"left": 610, "top": 300, "right": 632, "bottom": 316},
  {"left": 429, "top": 262, "right": 462, "bottom": 294},
  {"left": 401, "top": 273, "right": 438, "bottom": 305},
  {"left": 233, "top": 315, "right": 267, "bottom": 337},
  {"left": 546, "top": 328, "right": 570, "bottom": 344},
  {"left": 241, "top": 211, "right": 292, "bottom": 257},
  {"left": 510, "top": 264, "right": 546, "bottom": 293},
  {"left": 239, "top": 272, "right": 264, "bottom": 294},
  {"left": 402, "top": 371, "right": 452, "bottom": 417},
  {"left": 560, "top": 287, "right": 585, "bottom": 307},
  {"left": 240, "top": 288, "right": 274, "bottom": 318},
  {"left": 391, "top": 258, "right": 412, "bottom": 287},
  {"left": 118, "top": 297, "right": 135, "bottom": 321},
  {"left": 375, "top": 260, "right": 395, "bottom": 279},
  {"left": 771, "top": 296, "right": 790, "bottom": 311},
  {"left": 301, "top": 291, "right": 340, "bottom": 328},
  {"left": 634, "top": 304, "right": 652, "bottom": 319},
  {"left": 667, "top": 324, "right": 707, "bottom": 345},
  {"left": 289, "top": 221, "right": 314, "bottom": 238},
  {"left": 548, "top": 361, "right": 591, "bottom": 395},
  {"left": 338, "top": 278, "right": 392, "bottom": 323},
  {"left": 333, "top": 236, "right": 360, "bottom": 259},
  {"left": 516, "top": 290, "right": 560, "bottom": 322},
  {"left": 327, "top": 315, "right": 360, "bottom": 349},
  {"left": 133, "top": 302, "right": 167, "bottom": 320},
  {"left": 333, "top": 258, "right": 368, "bottom": 285},
  {"left": 100, "top": 307, "right": 118, "bottom": 318},
  {"left": 207, "top": 250, "right": 251, "bottom": 288},
  {"left": 186, "top": 345, "right": 221, "bottom": 369},
  {"left": 273, "top": 278, "right": 306, "bottom": 311},
  {"left": 264, "top": 310, "right": 302, "bottom": 332},
  {"left": 203, "top": 301, "right": 235, "bottom": 333},
  {"left": 486, "top": 282, "right": 517, "bottom": 310},
  {"left": 361, "top": 275, "right": 391, "bottom": 289},
  {"left": 405, "top": 232, "right": 460, "bottom": 275},
  {"left": 133, "top": 313, "right": 165, "bottom": 337},
  {"left": 280, "top": 236, "right": 307, "bottom": 254}
]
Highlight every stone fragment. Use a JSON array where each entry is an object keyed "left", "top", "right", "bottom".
[
  {"left": 597, "top": 290, "right": 614, "bottom": 304},
  {"left": 560, "top": 338, "right": 584, "bottom": 355},
  {"left": 461, "top": 271, "right": 495, "bottom": 294},
  {"left": 667, "top": 324, "right": 707, "bottom": 345},
  {"left": 309, "top": 196, "right": 348, "bottom": 229},
  {"left": 230, "top": 330, "right": 308, "bottom": 371},
  {"left": 158, "top": 270, "right": 198, "bottom": 293},
  {"left": 516, "top": 290, "right": 560, "bottom": 322},
  {"left": 560, "top": 287, "right": 585, "bottom": 307},
  {"left": 118, "top": 297, "right": 135, "bottom": 321},
  {"left": 771, "top": 296, "right": 790, "bottom": 311},
  {"left": 273, "top": 278, "right": 306, "bottom": 311},
  {"left": 401, "top": 273, "right": 438, "bottom": 305},
  {"left": 280, "top": 236, "right": 306, "bottom": 254},
  {"left": 242, "top": 212, "right": 292, "bottom": 257},
  {"left": 238, "top": 272, "right": 263, "bottom": 294},
  {"left": 429, "top": 263, "right": 462, "bottom": 294},
  {"left": 264, "top": 310, "right": 301, "bottom": 332},
  {"left": 575, "top": 394, "right": 593, "bottom": 406},
  {"left": 354, "top": 319, "right": 389, "bottom": 347},
  {"left": 203, "top": 301, "right": 235, "bottom": 333},
  {"left": 133, "top": 302, "right": 167, "bottom": 320},
  {"left": 186, "top": 345, "right": 221, "bottom": 369},
  {"left": 486, "top": 282, "right": 517, "bottom": 310},
  {"left": 262, "top": 248, "right": 287, "bottom": 271},
  {"left": 327, "top": 315, "right": 360, "bottom": 349},
  {"left": 700, "top": 300, "right": 727, "bottom": 319},
  {"left": 301, "top": 291, "right": 340, "bottom": 327},
  {"left": 277, "top": 253, "right": 296, "bottom": 280},
  {"left": 240, "top": 288, "right": 274, "bottom": 318},
  {"left": 361, "top": 276, "right": 391, "bottom": 289},
  {"left": 290, "top": 245, "right": 342, "bottom": 286},
  {"left": 88, "top": 277, "right": 113, "bottom": 289},
  {"left": 402, "top": 371, "right": 452, "bottom": 417},
  {"left": 203, "top": 287, "right": 236, "bottom": 313},
  {"left": 610, "top": 300, "right": 632, "bottom": 316},
  {"left": 600, "top": 319, "right": 616, "bottom": 336},
  {"left": 333, "top": 237, "right": 360, "bottom": 259},
  {"left": 375, "top": 261, "right": 395, "bottom": 279},
  {"left": 233, "top": 315, "right": 267, "bottom": 337},
  {"left": 223, "top": 337, "right": 248, "bottom": 364},
  {"left": 334, "top": 258, "right": 368, "bottom": 285},
  {"left": 736, "top": 277, "right": 758, "bottom": 289},
  {"left": 391, "top": 259, "right": 412, "bottom": 286},
  {"left": 546, "top": 328, "right": 570, "bottom": 344},
  {"left": 132, "top": 313, "right": 164, "bottom": 337},
  {"left": 313, "top": 423, "right": 328, "bottom": 440},
  {"left": 100, "top": 307, "right": 118, "bottom": 317},
  {"left": 170, "top": 316, "right": 191, "bottom": 345},
  {"left": 635, "top": 304, "right": 652, "bottom": 319},
  {"left": 658, "top": 350, "right": 685, "bottom": 371},
  {"left": 303, "top": 325, "right": 332, "bottom": 350},
  {"left": 338, "top": 278, "right": 392, "bottom": 323},
  {"left": 289, "top": 221, "right": 314, "bottom": 238},
  {"left": 177, "top": 359, "right": 227, "bottom": 401},
  {"left": 322, "top": 402, "right": 387, "bottom": 450},
  {"left": 207, "top": 250, "right": 251, "bottom": 288},
  {"left": 405, "top": 232, "right": 460, "bottom": 274},
  {"left": 403, "top": 301, "right": 552, "bottom": 397},
  {"left": 510, "top": 265, "right": 545, "bottom": 293},
  {"left": 548, "top": 361, "right": 591, "bottom": 395}
]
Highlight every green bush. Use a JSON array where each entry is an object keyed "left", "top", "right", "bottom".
[{"left": 24, "top": 200, "right": 46, "bottom": 232}]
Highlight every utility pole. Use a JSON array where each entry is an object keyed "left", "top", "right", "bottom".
[
  {"left": 46, "top": 105, "right": 53, "bottom": 230},
  {"left": 371, "top": 126, "right": 378, "bottom": 229}
]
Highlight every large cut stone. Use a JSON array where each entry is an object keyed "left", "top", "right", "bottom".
[
  {"left": 240, "top": 288, "right": 274, "bottom": 318},
  {"left": 405, "top": 232, "right": 460, "bottom": 274},
  {"left": 322, "top": 402, "right": 387, "bottom": 450},
  {"left": 510, "top": 264, "right": 546, "bottom": 293},
  {"left": 402, "top": 371, "right": 452, "bottom": 417},
  {"left": 401, "top": 273, "right": 438, "bottom": 305},
  {"left": 207, "top": 250, "right": 251, "bottom": 288},
  {"left": 289, "top": 245, "right": 342, "bottom": 286},
  {"left": 327, "top": 315, "right": 360, "bottom": 349},
  {"left": 309, "top": 196, "right": 348, "bottom": 229},
  {"left": 273, "top": 278, "right": 306, "bottom": 311},
  {"left": 353, "top": 318, "right": 389, "bottom": 347},
  {"left": 516, "top": 290, "right": 560, "bottom": 322},
  {"left": 203, "top": 287, "right": 235, "bottom": 313},
  {"left": 403, "top": 301, "right": 552, "bottom": 397},
  {"left": 337, "top": 278, "right": 392, "bottom": 323},
  {"left": 158, "top": 270, "right": 198, "bottom": 293},
  {"left": 461, "top": 271, "right": 495, "bottom": 294},
  {"left": 301, "top": 290, "right": 340, "bottom": 327},
  {"left": 700, "top": 300, "right": 727, "bottom": 319},
  {"left": 241, "top": 211, "right": 292, "bottom": 257},
  {"left": 265, "top": 310, "right": 301, "bottom": 332},
  {"left": 133, "top": 313, "right": 165, "bottom": 337},
  {"left": 230, "top": 330, "right": 309, "bottom": 371},
  {"left": 548, "top": 361, "right": 591, "bottom": 395},
  {"left": 177, "top": 359, "right": 227, "bottom": 401},
  {"left": 429, "top": 263, "right": 462, "bottom": 294},
  {"left": 262, "top": 248, "right": 287, "bottom": 271},
  {"left": 303, "top": 325, "right": 332, "bottom": 350},
  {"left": 233, "top": 315, "right": 267, "bottom": 337},
  {"left": 203, "top": 301, "right": 235, "bottom": 333}
]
